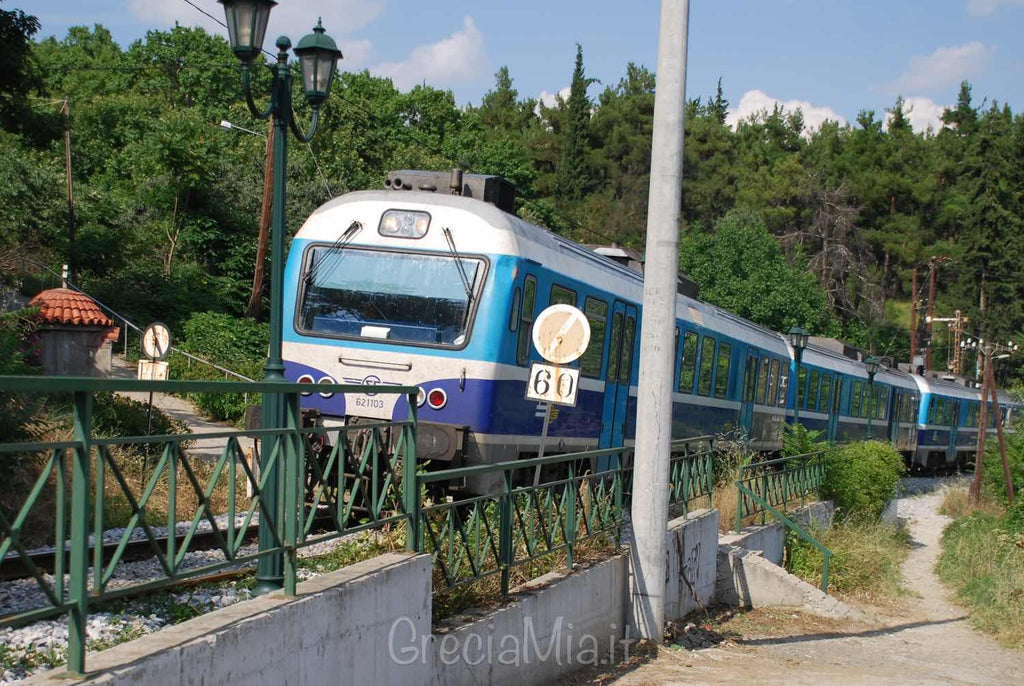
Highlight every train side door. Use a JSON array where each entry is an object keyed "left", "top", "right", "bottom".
[
  {"left": 599, "top": 301, "right": 637, "bottom": 450},
  {"left": 947, "top": 399, "right": 960, "bottom": 465},
  {"left": 888, "top": 392, "right": 902, "bottom": 444},
  {"left": 739, "top": 351, "right": 758, "bottom": 441},
  {"left": 827, "top": 377, "right": 843, "bottom": 443}
]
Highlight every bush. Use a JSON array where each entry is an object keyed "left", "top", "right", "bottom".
[
  {"left": 981, "top": 434, "right": 1024, "bottom": 505},
  {"left": 781, "top": 422, "right": 826, "bottom": 457},
  {"left": 821, "top": 441, "right": 905, "bottom": 521},
  {"left": 91, "top": 392, "right": 189, "bottom": 438},
  {"left": 167, "top": 311, "right": 267, "bottom": 424}
]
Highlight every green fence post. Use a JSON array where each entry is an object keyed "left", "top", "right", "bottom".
[
  {"left": 565, "top": 461, "right": 577, "bottom": 571},
  {"left": 283, "top": 393, "right": 301, "bottom": 596},
  {"left": 67, "top": 391, "right": 92, "bottom": 675},
  {"left": 499, "top": 470, "right": 513, "bottom": 597},
  {"left": 404, "top": 393, "right": 420, "bottom": 552},
  {"left": 821, "top": 550, "right": 831, "bottom": 593},
  {"left": 705, "top": 443, "right": 714, "bottom": 509},
  {"left": 760, "top": 469, "right": 768, "bottom": 525}
]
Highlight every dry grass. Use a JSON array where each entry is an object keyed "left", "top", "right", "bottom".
[{"left": 938, "top": 484, "right": 1005, "bottom": 519}]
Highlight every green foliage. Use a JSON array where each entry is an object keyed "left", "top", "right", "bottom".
[
  {"left": 981, "top": 433, "right": 1024, "bottom": 505},
  {"left": 786, "top": 520, "right": 910, "bottom": 597},
  {"left": 937, "top": 508, "right": 1024, "bottom": 648},
  {"left": 556, "top": 44, "right": 596, "bottom": 203},
  {"left": 90, "top": 392, "right": 188, "bottom": 438},
  {"left": 680, "top": 212, "right": 832, "bottom": 333},
  {"left": 821, "top": 441, "right": 905, "bottom": 520},
  {"left": 0, "top": 308, "right": 40, "bottom": 444},
  {"left": 781, "top": 422, "right": 826, "bottom": 457},
  {"left": 167, "top": 311, "right": 267, "bottom": 423}
]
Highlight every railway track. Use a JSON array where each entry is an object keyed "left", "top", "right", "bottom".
[{"left": 0, "top": 523, "right": 263, "bottom": 582}]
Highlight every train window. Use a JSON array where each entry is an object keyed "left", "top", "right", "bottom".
[
  {"left": 876, "top": 387, "right": 887, "bottom": 420},
  {"left": 298, "top": 246, "right": 485, "bottom": 348},
  {"left": 550, "top": 284, "right": 576, "bottom": 307},
  {"left": 777, "top": 365, "right": 789, "bottom": 407},
  {"left": 508, "top": 287, "right": 521, "bottom": 332},
  {"left": 767, "top": 359, "right": 780, "bottom": 405},
  {"left": 927, "top": 399, "right": 935, "bottom": 425},
  {"left": 743, "top": 354, "right": 758, "bottom": 402},
  {"left": 619, "top": 315, "right": 637, "bottom": 384},
  {"left": 862, "top": 384, "right": 872, "bottom": 419},
  {"left": 580, "top": 297, "right": 608, "bottom": 378},
  {"left": 808, "top": 370, "right": 820, "bottom": 411},
  {"left": 607, "top": 312, "right": 624, "bottom": 382},
  {"left": 715, "top": 342, "right": 732, "bottom": 399},
  {"left": 756, "top": 357, "right": 769, "bottom": 404},
  {"left": 516, "top": 276, "right": 537, "bottom": 365},
  {"left": 820, "top": 374, "right": 832, "bottom": 412},
  {"left": 797, "top": 368, "right": 808, "bottom": 408},
  {"left": 851, "top": 381, "right": 862, "bottom": 417},
  {"left": 698, "top": 337, "right": 716, "bottom": 396},
  {"left": 679, "top": 331, "right": 698, "bottom": 393}
]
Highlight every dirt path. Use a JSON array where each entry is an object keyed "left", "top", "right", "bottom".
[
  {"left": 604, "top": 478, "right": 1023, "bottom": 685},
  {"left": 110, "top": 356, "right": 253, "bottom": 460}
]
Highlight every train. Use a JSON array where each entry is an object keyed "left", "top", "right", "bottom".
[{"left": 280, "top": 169, "right": 1020, "bottom": 491}]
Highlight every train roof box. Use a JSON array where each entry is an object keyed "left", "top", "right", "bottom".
[{"left": 385, "top": 169, "right": 517, "bottom": 214}]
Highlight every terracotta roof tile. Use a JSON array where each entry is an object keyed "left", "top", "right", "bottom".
[{"left": 28, "top": 288, "right": 116, "bottom": 328}]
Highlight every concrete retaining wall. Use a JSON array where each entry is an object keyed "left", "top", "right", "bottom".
[
  {"left": 719, "top": 501, "right": 835, "bottom": 565},
  {"left": 26, "top": 553, "right": 434, "bottom": 686},
  {"left": 28, "top": 511, "right": 724, "bottom": 686},
  {"left": 664, "top": 508, "right": 719, "bottom": 620}
]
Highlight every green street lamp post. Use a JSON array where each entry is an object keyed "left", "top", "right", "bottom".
[
  {"left": 219, "top": 0, "right": 342, "bottom": 594},
  {"left": 864, "top": 356, "right": 880, "bottom": 440},
  {"left": 788, "top": 326, "right": 810, "bottom": 427}
]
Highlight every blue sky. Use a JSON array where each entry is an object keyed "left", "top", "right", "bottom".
[{"left": 23, "top": 0, "right": 1024, "bottom": 133}]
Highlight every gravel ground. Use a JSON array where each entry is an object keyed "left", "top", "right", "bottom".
[{"left": 0, "top": 527, "right": 375, "bottom": 684}]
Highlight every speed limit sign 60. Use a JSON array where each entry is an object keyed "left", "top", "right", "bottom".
[{"left": 525, "top": 363, "right": 580, "bottom": 407}]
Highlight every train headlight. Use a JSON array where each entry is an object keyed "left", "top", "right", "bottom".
[
  {"left": 297, "top": 374, "right": 315, "bottom": 396},
  {"left": 378, "top": 209, "right": 430, "bottom": 238}
]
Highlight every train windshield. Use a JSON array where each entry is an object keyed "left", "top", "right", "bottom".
[{"left": 298, "top": 246, "right": 484, "bottom": 347}]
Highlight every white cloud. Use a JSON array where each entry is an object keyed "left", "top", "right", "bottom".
[
  {"left": 726, "top": 89, "right": 846, "bottom": 133},
  {"left": 537, "top": 86, "right": 571, "bottom": 109},
  {"left": 126, "top": 0, "right": 384, "bottom": 54},
  {"left": 888, "top": 42, "right": 993, "bottom": 93},
  {"left": 966, "top": 0, "right": 1024, "bottom": 16},
  {"left": 886, "top": 96, "right": 948, "bottom": 134},
  {"left": 371, "top": 16, "right": 486, "bottom": 91}
]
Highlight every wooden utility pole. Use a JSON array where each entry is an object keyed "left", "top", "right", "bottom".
[
  {"left": 969, "top": 344, "right": 1016, "bottom": 506},
  {"left": 925, "top": 259, "right": 937, "bottom": 371},
  {"left": 909, "top": 267, "right": 918, "bottom": 368},
  {"left": 62, "top": 98, "right": 77, "bottom": 282},
  {"left": 246, "top": 119, "right": 275, "bottom": 319},
  {"left": 976, "top": 274, "right": 986, "bottom": 381}
]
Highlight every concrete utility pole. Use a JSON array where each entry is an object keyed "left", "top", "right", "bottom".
[
  {"left": 925, "top": 259, "right": 937, "bottom": 371},
  {"left": 630, "top": 0, "right": 689, "bottom": 643}
]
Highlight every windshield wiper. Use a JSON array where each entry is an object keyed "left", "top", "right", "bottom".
[
  {"left": 304, "top": 220, "right": 363, "bottom": 284},
  {"left": 442, "top": 227, "right": 474, "bottom": 305}
]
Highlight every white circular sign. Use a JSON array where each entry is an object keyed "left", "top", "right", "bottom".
[
  {"left": 532, "top": 304, "right": 591, "bottom": 364},
  {"left": 142, "top": 322, "right": 171, "bottom": 361}
]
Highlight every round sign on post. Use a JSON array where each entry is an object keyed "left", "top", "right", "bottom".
[
  {"left": 142, "top": 322, "right": 171, "bottom": 361},
  {"left": 531, "top": 304, "right": 591, "bottom": 364}
]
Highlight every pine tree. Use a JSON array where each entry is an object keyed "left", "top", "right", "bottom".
[{"left": 556, "top": 44, "right": 595, "bottom": 203}]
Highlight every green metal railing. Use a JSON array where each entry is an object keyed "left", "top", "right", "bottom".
[
  {"left": 0, "top": 376, "right": 417, "bottom": 675},
  {"left": 412, "top": 437, "right": 715, "bottom": 596},
  {"left": 734, "top": 482, "right": 833, "bottom": 593},
  {"left": 734, "top": 450, "right": 827, "bottom": 530}
]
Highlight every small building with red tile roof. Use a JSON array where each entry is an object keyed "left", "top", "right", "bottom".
[{"left": 28, "top": 287, "right": 120, "bottom": 377}]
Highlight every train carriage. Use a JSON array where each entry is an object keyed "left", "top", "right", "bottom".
[{"left": 281, "top": 170, "right": 1018, "bottom": 491}]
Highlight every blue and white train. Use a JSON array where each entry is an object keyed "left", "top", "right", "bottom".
[{"left": 281, "top": 171, "right": 1019, "bottom": 488}]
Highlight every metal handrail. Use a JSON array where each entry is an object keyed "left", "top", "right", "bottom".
[
  {"left": 735, "top": 450, "right": 828, "bottom": 529},
  {"left": 735, "top": 481, "right": 832, "bottom": 593}
]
